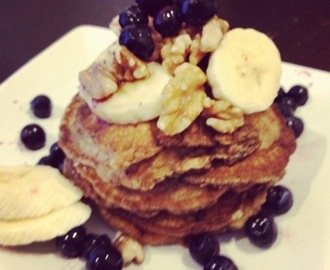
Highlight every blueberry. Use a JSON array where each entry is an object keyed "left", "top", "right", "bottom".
[
  {"left": 286, "top": 116, "right": 304, "bottom": 138},
  {"left": 56, "top": 226, "right": 86, "bottom": 258},
  {"left": 180, "top": 0, "right": 219, "bottom": 26},
  {"left": 20, "top": 124, "right": 46, "bottom": 150},
  {"left": 204, "top": 255, "right": 238, "bottom": 270},
  {"left": 119, "top": 5, "right": 148, "bottom": 28},
  {"left": 135, "top": 0, "right": 173, "bottom": 16},
  {"left": 245, "top": 215, "right": 277, "bottom": 248},
  {"left": 188, "top": 233, "right": 219, "bottom": 265},
  {"left": 154, "top": 4, "right": 182, "bottom": 37},
  {"left": 278, "top": 96, "right": 297, "bottom": 113},
  {"left": 287, "top": 85, "right": 308, "bottom": 106},
  {"left": 273, "top": 87, "right": 286, "bottom": 103},
  {"left": 82, "top": 233, "right": 113, "bottom": 259},
  {"left": 263, "top": 185, "right": 293, "bottom": 215},
  {"left": 49, "top": 142, "right": 66, "bottom": 165},
  {"left": 30, "top": 95, "right": 52, "bottom": 118},
  {"left": 37, "top": 155, "right": 51, "bottom": 166},
  {"left": 87, "top": 246, "right": 123, "bottom": 270},
  {"left": 119, "top": 25, "right": 155, "bottom": 60}
]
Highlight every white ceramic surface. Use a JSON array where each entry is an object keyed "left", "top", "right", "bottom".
[{"left": 0, "top": 25, "right": 330, "bottom": 270}]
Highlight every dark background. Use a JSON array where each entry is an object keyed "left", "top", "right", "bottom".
[{"left": 0, "top": 0, "right": 329, "bottom": 83}]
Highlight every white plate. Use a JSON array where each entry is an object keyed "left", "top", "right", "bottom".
[{"left": 0, "top": 25, "right": 330, "bottom": 270}]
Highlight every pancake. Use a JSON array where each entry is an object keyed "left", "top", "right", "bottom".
[
  {"left": 59, "top": 93, "right": 296, "bottom": 245},
  {"left": 59, "top": 96, "right": 292, "bottom": 191},
  {"left": 63, "top": 158, "right": 272, "bottom": 245},
  {"left": 64, "top": 158, "right": 229, "bottom": 216}
]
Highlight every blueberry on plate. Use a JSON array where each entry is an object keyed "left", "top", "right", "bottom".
[
  {"left": 119, "top": 5, "right": 148, "bottom": 28},
  {"left": 30, "top": 94, "right": 52, "bottom": 118},
  {"left": 180, "top": 0, "right": 219, "bottom": 26},
  {"left": 244, "top": 214, "right": 277, "bottom": 248},
  {"left": 82, "top": 233, "right": 113, "bottom": 259},
  {"left": 20, "top": 123, "right": 46, "bottom": 150},
  {"left": 286, "top": 116, "right": 304, "bottom": 138},
  {"left": 49, "top": 142, "right": 66, "bottom": 164},
  {"left": 119, "top": 25, "right": 155, "bottom": 60},
  {"left": 287, "top": 85, "right": 309, "bottom": 106},
  {"left": 56, "top": 226, "right": 86, "bottom": 258},
  {"left": 154, "top": 4, "right": 182, "bottom": 37},
  {"left": 87, "top": 245, "right": 123, "bottom": 270},
  {"left": 273, "top": 87, "right": 286, "bottom": 103},
  {"left": 204, "top": 255, "right": 238, "bottom": 270},
  {"left": 188, "top": 233, "right": 220, "bottom": 265},
  {"left": 263, "top": 185, "right": 293, "bottom": 215}
]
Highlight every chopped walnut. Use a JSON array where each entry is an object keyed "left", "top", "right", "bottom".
[
  {"left": 204, "top": 99, "right": 244, "bottom": 133},
  {"left": 161, "top": 34, "right": 192, "bottom": 74},
  {"left": 157, "top": 63, "right": 207, "bottom": 136},
  {"left": 189, "top": 33, "right": 205, "bottom": 66},
  {"left": 200, "top": 16, "right": 229, "bottom": 52},
  {"left": 113, "top": 234, "right": 145, "bottom": 266},
  {"left": 106, "top": 45, "right": 151, "bottom": 81},
  {"left": 79, "top": 43, "right": 151, "bottom": 100}
]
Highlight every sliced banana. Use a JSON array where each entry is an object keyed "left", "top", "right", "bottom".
[
  {"left": 89, "top": 62, "right": 172, "bottom": 124},
  {"left": 0, "top": 166, "right": 83, "bottom": 220},
  {"left": 0, "top": 202, "right": 91, "bottom": 246},
  {"left": 207, "top": 28, "right": 282, "bottom": 114}
]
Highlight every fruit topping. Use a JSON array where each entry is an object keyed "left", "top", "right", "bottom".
[
  {"left": 37, "top": 142, "right": 66, "bottom": 171},
  {"left": 244, "top": 214, "right": 277, "bottom": 248},
  {"left": 86, "top": 245, "right": 123, "bottom": 270},
  {"left": 180, "top": 0, "right": 219, "bottom": 26},
  {"left": 286, "top": 116, "right": 304, "bottom": 138},
  {"left": 119, "top": 25, "right": 155, "bottom": 60},
  {"left": 82, "top": 233, "right": 113, "bottom": 259},
  {"left": 20, "top": 123, "right": 46, "bottom": 150},
  {"left": 203, "top": 255, "right": 238, "bottom": 270},
  {"left": 56, "top": 226, "right": 87, "bottom": 258},
  {"left": 278, "top": 96, "right": 298, "bottom": 114},
  {"left": 263, "top": 185, "right": 293, "bottom": 215},
  {"left": 135, "top": 0, "right": 173, "bottom": 16},
  {"left": 154, "top": 4, "right": 182, "bottom": 37},
  {"left": 119, "top": 5, "right": 148, "bottom": 28},
  {"left": 30, "top": 95, "right": 52, "bottom": 118},
  {"left": 187, "top": 233, "right": 220, "bottom": 265},
  {"left": 287, "top": 85, "right": 309, "bottom": 106},
  {"left": 207, "top": 28, "right": 281, "bottom": 114}
]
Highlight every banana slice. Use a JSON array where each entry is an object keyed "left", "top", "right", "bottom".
[
  {"left": 0, "top": 166, "right": 83, "bottom": 220},
  {"left": 90, "top": 62, "right": 172, "bottom": 124},
  {"left": 0, "top": 202, "right": 91, "bottom": 246},
  {"left": 207, "top": 28, "right": 282, "bottom": 114}
]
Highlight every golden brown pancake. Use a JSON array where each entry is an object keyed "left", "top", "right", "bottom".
[
  {"left": 65, "top": 158, "right": 229, "bottom": 215},
  {"left": 63, "top": 158, "right": 272, "bottom": 245},
  {"left": 59, "top": 94, "right": 296, "bottom": 245}
]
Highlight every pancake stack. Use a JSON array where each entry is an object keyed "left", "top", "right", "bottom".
[{"left": 59, "top": 95, "right": 296, "bottom": 245}]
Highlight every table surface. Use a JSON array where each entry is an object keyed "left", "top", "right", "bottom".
[{"left": 1, "top": 0, "right": 329, "bottom": 83}]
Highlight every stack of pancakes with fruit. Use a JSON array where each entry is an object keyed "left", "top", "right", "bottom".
[{"left": 59, "top": 0, "right": 296, "bottom": 245}]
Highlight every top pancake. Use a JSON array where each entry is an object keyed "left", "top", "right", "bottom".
[{"left": 59, "top": 95, "right": 296, "bottom": 191}]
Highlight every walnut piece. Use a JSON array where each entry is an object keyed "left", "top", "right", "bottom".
[
  {"left": 200, "top": 16, "right": 229, "bottom": 52},
  {"left": 106, "top": 45, "right": 151, "bottom": 81},
  {"left": 161, "top": 34, "right": 192, "bottom": 74},
  {"left": 113, "top": 234, "right": 145, "bottom": 266},
  {"left": 79, "top": 43, "right": 150, "bottom": 100},
  {"left": 157, "top": 63, "right": 207, "bottom": 135},
  {"left": 204, "top": 99, "right": 244, "bottom": 133}
]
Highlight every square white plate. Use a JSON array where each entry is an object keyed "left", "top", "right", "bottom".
[{"left": 0, "top": 25, "right": 330, "bottom": 270}]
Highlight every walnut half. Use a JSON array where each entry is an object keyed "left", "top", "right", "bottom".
[
  {"left": 204, "top": 99, "right": 245, "bottom": 133},
  {"left": 157, "top": 63, "right": 207, "bottom": 136}
]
